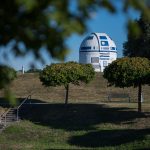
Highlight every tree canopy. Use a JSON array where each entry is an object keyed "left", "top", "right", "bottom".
[
  {"left": 0, "top": 65, "right": 17, "bottom": 105},
  {"left": 0, "top": 0, "right": 150, "bottom": 62},
  {"left": 103, "top": 57, "right": 150, "bottom": 112},
  {"left": 103, "top": 57, "right": 150, "bottom": 88},
  {"left": 39, "top": 62, "right": 95, "bottom": 104},
  {"left": 0, "top": 0, "right": 150, "bottom": 103},
  {"left": 123, "top": 14, "right": 150, "bottom": 58},
  {"left": 0, "top": 65, "right": 17, "bottom": 89}
]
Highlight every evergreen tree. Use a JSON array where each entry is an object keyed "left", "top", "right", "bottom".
[{"left": 123, "top": 14, "right": 150, "bottom": 58}]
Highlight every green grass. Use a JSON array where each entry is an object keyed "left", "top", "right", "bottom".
[
  {"left": 0, "top": 73, "right": 150, "bottom": 149},
  {"left": 0, "top": 103, "right": 150, "bottom": 149}
]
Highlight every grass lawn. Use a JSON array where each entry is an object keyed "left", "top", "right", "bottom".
[
  {"left": 0, "top": 102, "right": 150, "bottom": 150},
  {"left": 0, "top": 73, "right": 150, "bottom": 149}
]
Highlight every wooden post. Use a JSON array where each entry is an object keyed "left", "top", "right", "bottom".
[
  {"left": 138, "top": 83, "right": 142, "bottom": 112},
  {"left": 65, "top": 84, "right": 69, "bottom": 105}
]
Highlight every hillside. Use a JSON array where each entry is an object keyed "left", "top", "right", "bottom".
[
  {"left": 0, "top": 73, "right": 149, "bottom": 104},
  {"left": 0, "top": 73, "right": 150, "bottom": 149}
]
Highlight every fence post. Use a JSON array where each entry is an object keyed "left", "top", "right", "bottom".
[
  {"left": 5, "top": 115, "right": 6, "bottom": 126},
  {"left": 30, "top": 95, "right": 31, "bottom": 104},
  {"left": 128, "top": 96, "right": 131, "bottom": 103},
  {"left": 17, "top": 109, "right": 19, "bottom": 121}
]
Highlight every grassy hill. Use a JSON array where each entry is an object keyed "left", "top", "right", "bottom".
[
  {"left": 1, "top": 72, "right": 149, "bottom": 104},
  {"left": 0, "top": 73, "right": 150, "bottom": 149}
]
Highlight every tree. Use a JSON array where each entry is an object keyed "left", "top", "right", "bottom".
[
  {"left": 123, "top": 14, "right": 150, "bottom": 58},
  {"left": 0, "top": 0, "right": 150, "bottom": 62},
  {"left": 39, "top": 62, "right": 95, "bottom": 104},
  {"left": 0, "top": 65, "right": 17, "bottom": 105},
  {"left": 0, "top": 0, "right": 150, "bottom": 101},
  {"left": 26, "top": 68, "right": 41, "bottom": 73},
  {"left": 103, "top": 57, "right": 150, "bottom": 112},
  {"left": 0, "top": 65, "right": 17, "bottom": 89}
]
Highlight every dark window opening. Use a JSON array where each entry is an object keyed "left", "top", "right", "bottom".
[{"left": 100, "top": 36, "right": 107, "bottom": 40}]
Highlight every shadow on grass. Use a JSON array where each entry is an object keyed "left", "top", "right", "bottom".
[
  {"left": 68, "top": 128, "right": 150, "bottom": 147},
  {"left": 19, "top": 99, "right": 149, "bottom": 131},
  {"left": 0, "top": 97, "right": 24, "bottom": 108}
]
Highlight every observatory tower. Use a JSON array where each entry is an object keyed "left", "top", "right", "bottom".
[{"left": 79, "top": 33, "right": 117, "bottom": 72}]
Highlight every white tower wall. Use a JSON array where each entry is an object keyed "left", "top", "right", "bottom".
[
  {"left": 79, "top": 33, "right": 117, "bottom": 72},
  {"left": 22, "top": 65, "right": 24, "bottom": 74}
]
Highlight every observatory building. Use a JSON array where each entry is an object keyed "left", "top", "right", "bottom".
[{"left": 79, "top": 33, "right": 117, "bottom": 72}]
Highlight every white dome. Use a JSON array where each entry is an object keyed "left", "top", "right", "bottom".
[
  {"left": 79, "top": 33, "right": 117, "bottom": 72},
  {"left": 79, "top": 33, "right": 116, "bottom": 52}
]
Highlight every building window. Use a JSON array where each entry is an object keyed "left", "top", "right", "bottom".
[
  {"left": 100, "top": 36, "right": 107, "bottom": 40},
  {"left": 110, "top": 47, "right": 116, "bottom": 50},
  {"left": 101, "top": 47, "right": 109, "bottom": 50},
  {"left": 81, "top": 46, "right": 91, "bottom": 50},
  {"left": 103, "top": 61, "right": 108, "bottom": 67},
  {"left": 100, "top": 58, "right": 109, "bottom": 60},
  {"left": 86, "top": 36, "right": 94, "bottom": 40},
  {"left": 91, "top": 57, "right": 99, "bottom": 63},
  {"left": 101, "top": 41, "right": 109, "bottom": 46}
]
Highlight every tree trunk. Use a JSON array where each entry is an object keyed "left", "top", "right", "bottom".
[
  {"left": 65, "top": 84, "right": 69, "bottom": 105},
  {"left": 138, "top": 83, "right": 142, "bottom": 112}
]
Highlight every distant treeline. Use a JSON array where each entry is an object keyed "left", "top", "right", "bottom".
[
  {"left": 18, "top": 68, "right": 42, "bottom": 73},
  {"left": 26, "top": 68, "right": 42, "bottom": 73}
]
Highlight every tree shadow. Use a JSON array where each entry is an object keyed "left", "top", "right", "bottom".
[
  {"left": 68, "top": 128, "right": 150, "bottom": 148},
  {"left": 0, "top": 97, "right": 24, "bottom": 108},
  {"left": 19, "top": 99, "right": 149, "bottom": 131}
]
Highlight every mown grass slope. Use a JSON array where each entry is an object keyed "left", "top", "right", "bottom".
[
  {"left": 0, "top": 73, "right": 150, "bottom": 149},
  {"left": 0, "top": 72, "right": 149, "bottom": 104}
]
